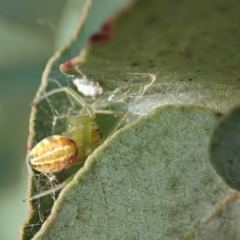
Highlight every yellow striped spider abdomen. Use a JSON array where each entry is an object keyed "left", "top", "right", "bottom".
[{"left": 28, "top": 136, "right": 78, "bottom": 174}]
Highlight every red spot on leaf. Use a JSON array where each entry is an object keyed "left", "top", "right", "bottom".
[
  {"left": 89, "top": 22, "right": 112, "bottom": 43},
  {"left": 131, "top": 62, "right": 141, "bottom": 67}
]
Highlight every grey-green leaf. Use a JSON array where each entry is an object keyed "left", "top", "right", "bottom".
[
  {"left": 209, "top": 106, "right": 240, "bottom": 191},
  {"left": 33, "top": 105, "right": 237, "bottom": 240}
]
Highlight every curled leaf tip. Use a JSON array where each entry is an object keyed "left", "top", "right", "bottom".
[{"left": 59, "top": 57, "right": 83, "bottom": 75}]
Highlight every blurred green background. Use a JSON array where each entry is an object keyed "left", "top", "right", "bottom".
[{"left": 0, "top": 1, "right": 66, "bottom": 239}]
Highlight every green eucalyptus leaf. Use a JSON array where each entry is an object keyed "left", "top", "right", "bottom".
[
  {"left": 209, "top": 106, "right": 240, "bottom": 191},
  {"left": 32, "top": 105, "right": 237, "bottom": 240},
  {"left": 20, "top": 0, "right": 240, "bottom": 239}
]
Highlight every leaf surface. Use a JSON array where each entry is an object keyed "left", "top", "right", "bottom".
[
  {"left": 33, "top": 105, "right": 239, "bottom": 240},
  {"left": 209, "top": 106, "right": 240, "bottom": 191}
]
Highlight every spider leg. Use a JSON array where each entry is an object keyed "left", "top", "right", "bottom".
[
  {"left": 23, "top": 172, "right": 77, "bottom": 202},
  {"left": 23, "top": 181, "right": 65, "bottom": 202},
  {"left": 34, "top": 87, "right": 95, "bottom": 119}
]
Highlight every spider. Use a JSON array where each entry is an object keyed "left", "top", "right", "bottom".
[{"left": 25, "top": 86, "right": 123, "bottom": 202}]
